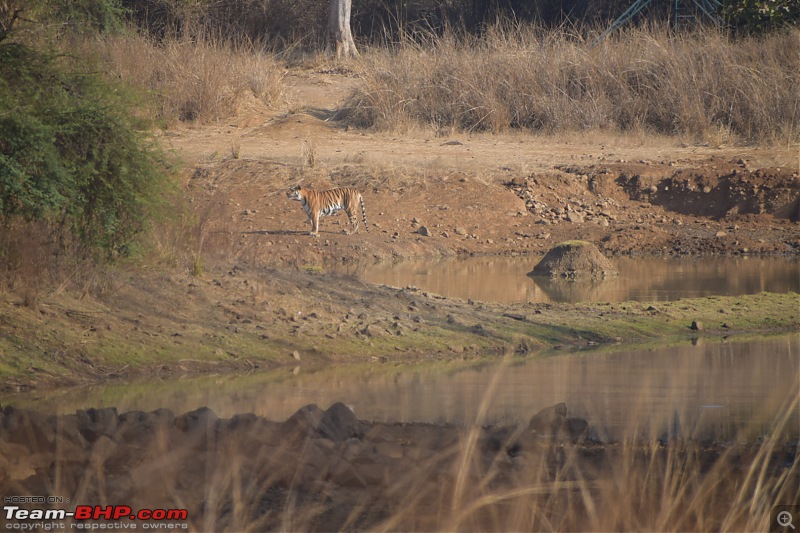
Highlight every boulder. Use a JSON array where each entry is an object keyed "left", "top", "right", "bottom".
[
  {"left": 528, "top": 240, "right": 617, "bottom": 280},
  {"left": 529, "top": 402, "right": 589, "bottom": 440},
  {"left": 75, "top": 407, "right": 119, "bottom": 442},
  {"left": 316, "top": 402, "right": 362, "bottom": 442},
  {"left": 284, "top": 404, "right": 324, "bottom": 438},
  {"left": 528, "top": 402, "right": 568, "bottom": 434},
  {"left": 2, "top": 406, "right": 54, "bottom": 449},
  {"left": 173, "top": 407, "right": 217, "bottom": 432}
]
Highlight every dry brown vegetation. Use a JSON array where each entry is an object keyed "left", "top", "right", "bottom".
[
  {"left": 55, "top": 22, "right": 800, "bottom": 145},
  {"left": 342, "top": 24, "right": 800, "bottom": 144},
  {"left": 71, "top": 32, "right": 286, "bottom": 125},
  {"left": 4, "top": 383, "right": 797, "bottom": 531}
]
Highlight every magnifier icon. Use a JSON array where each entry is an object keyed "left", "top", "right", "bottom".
[{"left": 778, "top": 511, "right": 796, "bottom": 529}]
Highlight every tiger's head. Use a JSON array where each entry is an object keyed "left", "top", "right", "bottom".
[{"left": 286, "top": 185, "right": 308, "bottom": 202}]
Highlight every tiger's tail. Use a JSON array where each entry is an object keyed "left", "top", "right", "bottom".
[{"left": 360, "top": 193, "right": 369, "bottom": 232}]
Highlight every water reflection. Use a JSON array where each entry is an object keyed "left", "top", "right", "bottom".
[
  {"left": 6, "top": 334, "right": 798, "bottom": 441},
  {"left": 356, "top": 256, "right": 800, "bottom": 303}
]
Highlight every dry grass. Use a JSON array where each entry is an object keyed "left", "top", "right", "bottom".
[
  {"left": 31, "top": 384, "right": 796, "bottom": 532},
  {"left": 72, "top": 32, "right": 286, "bottom": 125},
  {"left": 342, "top": 24, "right": 800, "bottom": 144},
  {"left": 0, "top": 220, "right": 117, "bottom": 303},
  {"left": 352, "top": 379, "right": 800, "bottom": 532},
  {"left": 301, "top": 138, "right": 317, "bottom": 169}
]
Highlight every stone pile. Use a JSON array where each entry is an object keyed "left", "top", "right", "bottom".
[{"left": 0, "top": 401, "right": 595, "bottom": 530}]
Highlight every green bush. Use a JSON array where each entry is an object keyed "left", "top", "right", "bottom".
[
  {"left": 0, "top": 0, "right": 126, "bottom": 41},
  {"left": 48, "top": 0, "right": 127, "bottom": 35},
  {"left": 0, "top": 42, "right": 170, "bottom": 260},
  {"left": 722, "top": 0, "right": 800, "bottom": 34}
]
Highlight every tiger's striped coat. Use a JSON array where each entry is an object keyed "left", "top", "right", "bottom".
[{"left": 287, "top": 186, "right": 368, "bottom": 237}]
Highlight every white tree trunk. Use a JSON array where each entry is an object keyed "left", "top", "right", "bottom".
[{"left": 327, "top": 0, "right": 359, "bottom": 59}]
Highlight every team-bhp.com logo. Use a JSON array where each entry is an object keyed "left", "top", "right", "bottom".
[{"left": 4, "top": 504, "right": 189, "bottom": 530}]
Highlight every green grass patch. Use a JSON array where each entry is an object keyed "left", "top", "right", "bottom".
[{"left": 0, "top": 275, "right": 796, "bottom": 390}]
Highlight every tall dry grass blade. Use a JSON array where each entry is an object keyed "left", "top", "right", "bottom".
[
  {"left": 447, "top": 353, "right": 511, "bottom": 524},
  {"left": 70, "top": 32, "right": 286, "bottom": 126},
  {"left": 343, "top": 24, "right": 799, "bottom": 144},
  {"left": 721, "top": 388, "right": 800, "bottom": 531}
]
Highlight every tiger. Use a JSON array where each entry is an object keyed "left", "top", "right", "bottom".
[{"left": 286, "top": 185, "right": 369, "bottom": 237}]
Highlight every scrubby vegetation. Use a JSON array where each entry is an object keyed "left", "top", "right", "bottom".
[
  {"left": 0, "top": 42, "right": 170, "bottom": 266},
  {"left": 341, "top": 24, "right": 800, "bottom": 143},
  {"left": 0, "top": 0, "right": 796, "bottom": 291},
  {"left": 97, "top": 0, "right": 800, "bottom": 48},
  {"left": 75, "top": 33, "right": 285, "bottom": 125},
  {"left": 0, "top": 0, "right": 283, "bottom": 291}
]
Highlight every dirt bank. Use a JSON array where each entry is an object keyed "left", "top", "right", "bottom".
[
  {"left": 2, "top": 265, "right": 797, "bottom": 393},
  {"left": 171, "top": 69, "right": 799, "bottom": 268},
  {"left": 186, "top": 153, "right": 799, "bottom": 269}
]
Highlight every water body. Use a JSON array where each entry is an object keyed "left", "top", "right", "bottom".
[
  {"left": 7, "top": 334, "right": 798, "bottom": 441},
  {"left": 6, "top": 257, "right": 797, "bottom": 440},
  {"left": 356, "top": 255, "right": 800, "bottom": 303}
]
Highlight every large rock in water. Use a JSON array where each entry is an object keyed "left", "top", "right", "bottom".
[
  {"left": 315, "top": 402, "right": 363, "bottom": 442},
  {"left": 529, "top": 240, "right": 617, "bottom": 280}
]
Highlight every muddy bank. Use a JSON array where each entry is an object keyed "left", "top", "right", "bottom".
[
  {"left": 188, "top": 156, "right": 799, "bottom": 270},
  {"left": 2, "top": 402, "right": 796, "bottom": 531},
  {"left": 2, "top": 264, "right": 797, "bottom": 393}
]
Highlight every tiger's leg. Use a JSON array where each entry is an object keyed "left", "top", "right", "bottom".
[
  {"left": 310, "top": 211, "right": 320, "bottom": 236},
  {"left": 344, "top": 208, "right": 358, "bottom": 235}
]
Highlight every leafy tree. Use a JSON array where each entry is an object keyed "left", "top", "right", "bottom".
[
  {"left": 0, "top": 0, "right": 125, "bottom": 42},
  {"left": 48, "top": 0, "right": 126, "bottom": 34},
  {"left": 722, "top": 0, "right": 800, "bottom": 33},
  {"left": 0, "top": 42, "right": 170, "bottom": 259}
]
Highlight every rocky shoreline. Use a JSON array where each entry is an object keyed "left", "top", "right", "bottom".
[{"left": 3, "top": 400, "right": 796, "bottom": 531}]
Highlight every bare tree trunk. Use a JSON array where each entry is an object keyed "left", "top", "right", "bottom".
[{"left": 326, "top": 0, "right": 359, "bottom": 59}]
